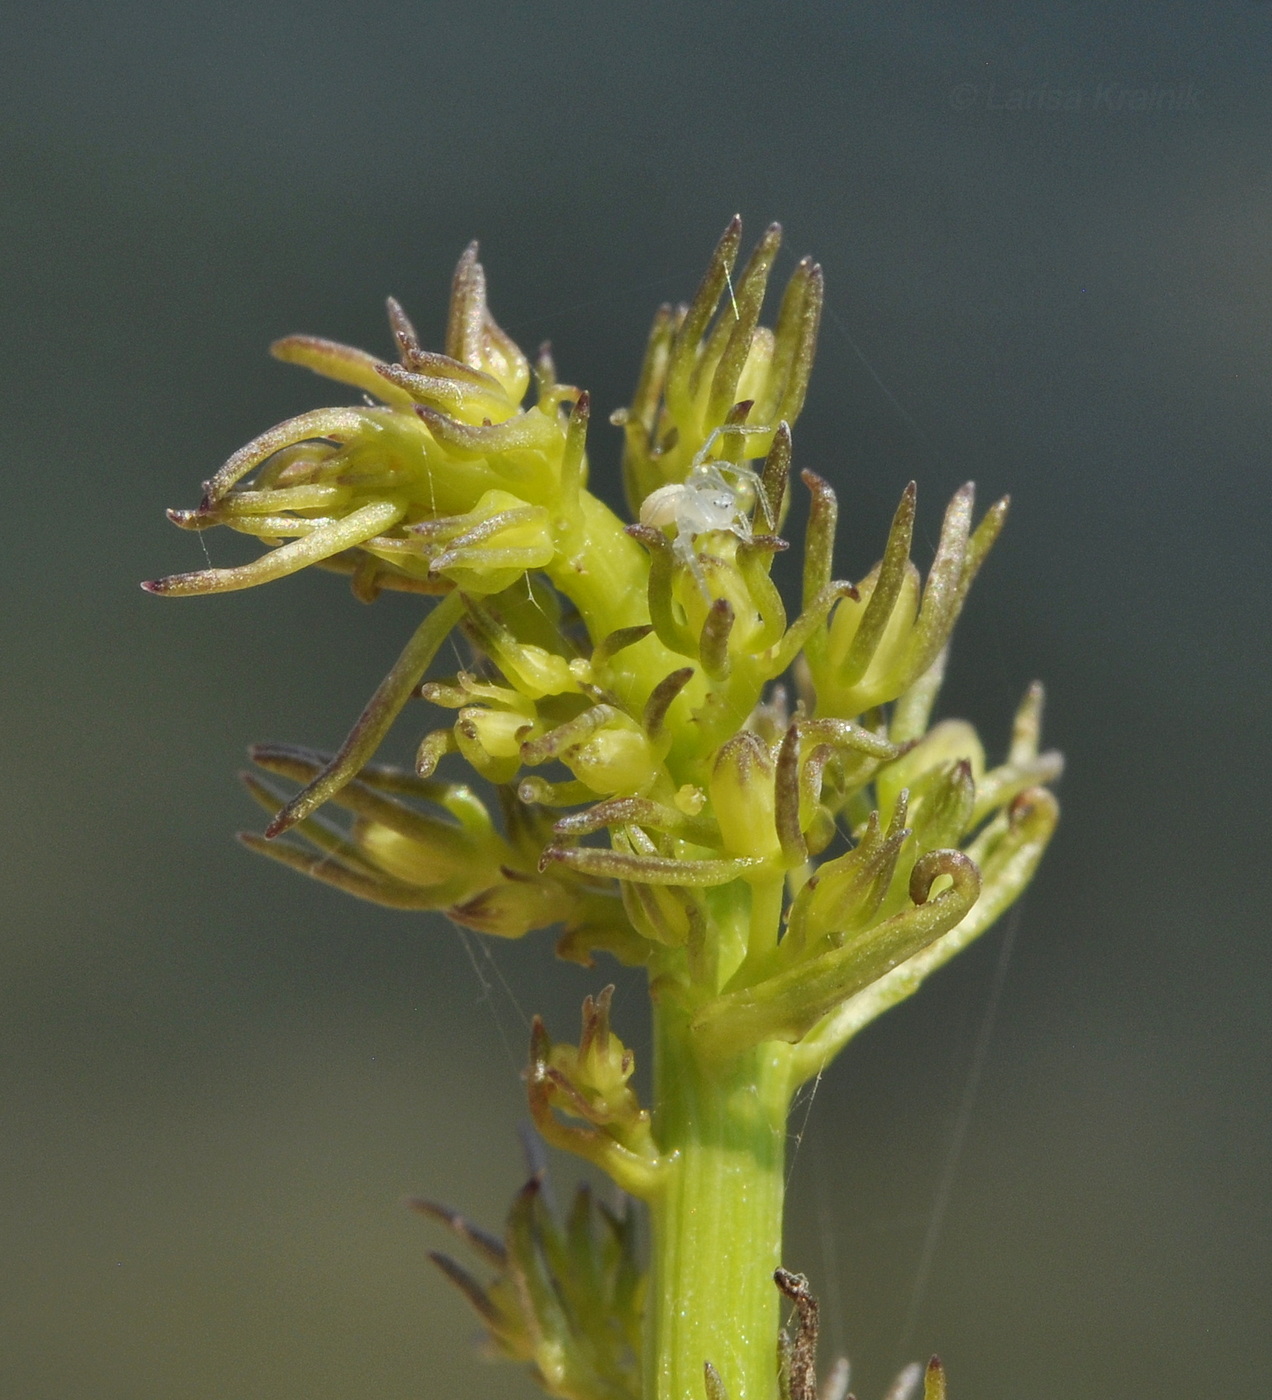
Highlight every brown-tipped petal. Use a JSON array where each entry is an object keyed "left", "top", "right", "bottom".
[
  {"left": 540, "top": 846, "right": 761, "bottom": 887},
  {"left": 707, "top": 222, "right": 783, "bottom": 425},
  {"left": 199, "top": 406, "right": 371, "bottom": 505},
  {"left": 922, "top": 1356, "right": 945, "bottom": 1400},
  {"left": 691, "top": 850, "right": 979, "bottom": 1060},
  {"left": 642, "top": 667, "right": 696, "bottom": 744},
  {"left": 166, "top": 506, "right": 213, "bottom": 530},
  {"left": 699, "top": 598, "right": 735, "bottom": 681},
  {"left": 376, "top": 362, "right": 511, "bottom": 423},
  {"left": 238, "top": 770, "right": 290, "bottom": 822},
  {"left": 760, "top": 420, "right": 793, "bottom": 528},
  {"left": 666, "top": 215, "right": 743, "bottom": 418},
  {"left": 776, "top": 261, "right": 824, "bottom": 426},
  {"left": 385, "top": 295, "right": 422, "bottom": 364},
  {"left": 553, "top": 793, "right": 718, "bottom": 847},
  {"left": 445, "top": 240, "right": 485, "bottom": 366},
  {"left": 909, "top": 758, "right": 977, "bottom": 858},
  {"left": 800, "top": 469, "right": 839, "bottom": 612},
  {"left": 411, "top": 402, "right": 558, "bottom": 460},
  {"left": 774, "top": 725, "right": 807, "bottom": 865},
  {"left": 142, "top": 500, "right": 405, "bottom": 596},
  {"left": 520, "top": 705, "right": 614, "bottom": 767},
  {"left": 264, "top": 591, "right": 465, "bottom": 836},
  {"left": 580, "top": 983, "right": 615, "bottom": 1058},
  {"left": 906, "top": 483, "right": 974, "bottom": 676},
  {"left": 592, "top": 623, "right": 655, "bottom": 668},
  {"left": 407, "top": 1198, "right": 507, "bottom": 1269},
  {"left": 962, "top": 493, "right": 1009, "bottom": 591},
  {"left": 560, "top": 390, "right": 589, "bottom": 508},
  {"left": 630, "top": 302, "right": 677, "bottom": 437},
  {"left": 1010, "top": 680, "right": 1045, "bottom": 764},
  {"left": 426, "top": 1251, "right": 503, "bottom": 1328},
  {"left": 237, "top": 831, "right": 449, "bottom": 909},
  {"left": 264, "top": 757, "right": 488, "bottom": 858},
  {"left": 270, "top": 334, "right": 417, "bottom": 409},
  {"left": 839, "top": 482, "right": 917, "bottom": 687},
  {"left": 763, "top": 256, "right": 814, "bottom": 420},
  {"left": 201, "top": 483, "right": 350, "bottom": 520}
]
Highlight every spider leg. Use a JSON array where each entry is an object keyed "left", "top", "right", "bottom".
[{"left": 715, "top": 460, "right": 776, "bottom": 531}]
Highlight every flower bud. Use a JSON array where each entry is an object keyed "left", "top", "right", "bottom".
[
  {"left": 709, "top": 732, "right": 780, "bottom": 860},
  {"left": 823, "top": 561, "right": 921, "bottom": 706},
  {"left": 875, "top": 718, "right": 985, "bottom": 824},
  {"left": 455, "top": 706, "right": 533, "bottom": 783},
  {"left": 352, "top": 814, "right": 495, "bottom": 893},
  {"left": 565, "top": 716, "right": 659, "bottom": 797},
  {"left": 449, "top": 872, "right": 576, "bottom": 939}
]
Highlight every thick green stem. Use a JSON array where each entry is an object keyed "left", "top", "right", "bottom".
[{"left": 647, "top": 998, "right": 794, "bottom": 1400}]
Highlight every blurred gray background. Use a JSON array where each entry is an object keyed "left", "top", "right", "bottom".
[{"left": 3, "top": 3, "right": 1269, "bottom": 1397}]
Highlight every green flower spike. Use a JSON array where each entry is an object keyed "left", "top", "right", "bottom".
[{"left": 150, "top": 219, "right": 1060, "bottom": 1400}]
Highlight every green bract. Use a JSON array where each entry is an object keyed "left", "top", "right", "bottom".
[{"left": 149, "top": 219, "right": 1060, "bottom": 1400}]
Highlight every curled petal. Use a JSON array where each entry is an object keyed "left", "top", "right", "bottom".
[
  {"left": 626, "top": 523, "right": 699, "bottom": 658},
  {"left": 690, "top": 850, "right": 980, "bottom": 1061},
  {"left": 200, "top": 406, "right": 372, "bottom": 504},
  {"left": 142, "top": 500, "right": 406, "bottom": 596}
]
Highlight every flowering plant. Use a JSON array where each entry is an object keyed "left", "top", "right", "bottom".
[{"left": 148, "top": 218, "right": 1060, "bottom": 1400}]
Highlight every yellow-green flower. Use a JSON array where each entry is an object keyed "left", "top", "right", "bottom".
[{"left": 149, "top": 219, "right": 1060, "bottom": 1400}]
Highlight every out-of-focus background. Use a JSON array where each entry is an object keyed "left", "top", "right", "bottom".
[{"left": 3, "top": 4, "right": 1269, "bottom": 1397}]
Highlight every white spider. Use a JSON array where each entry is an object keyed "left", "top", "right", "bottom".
[{"left": 639, "top": 425, "right": 775, "bottom": 590}]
